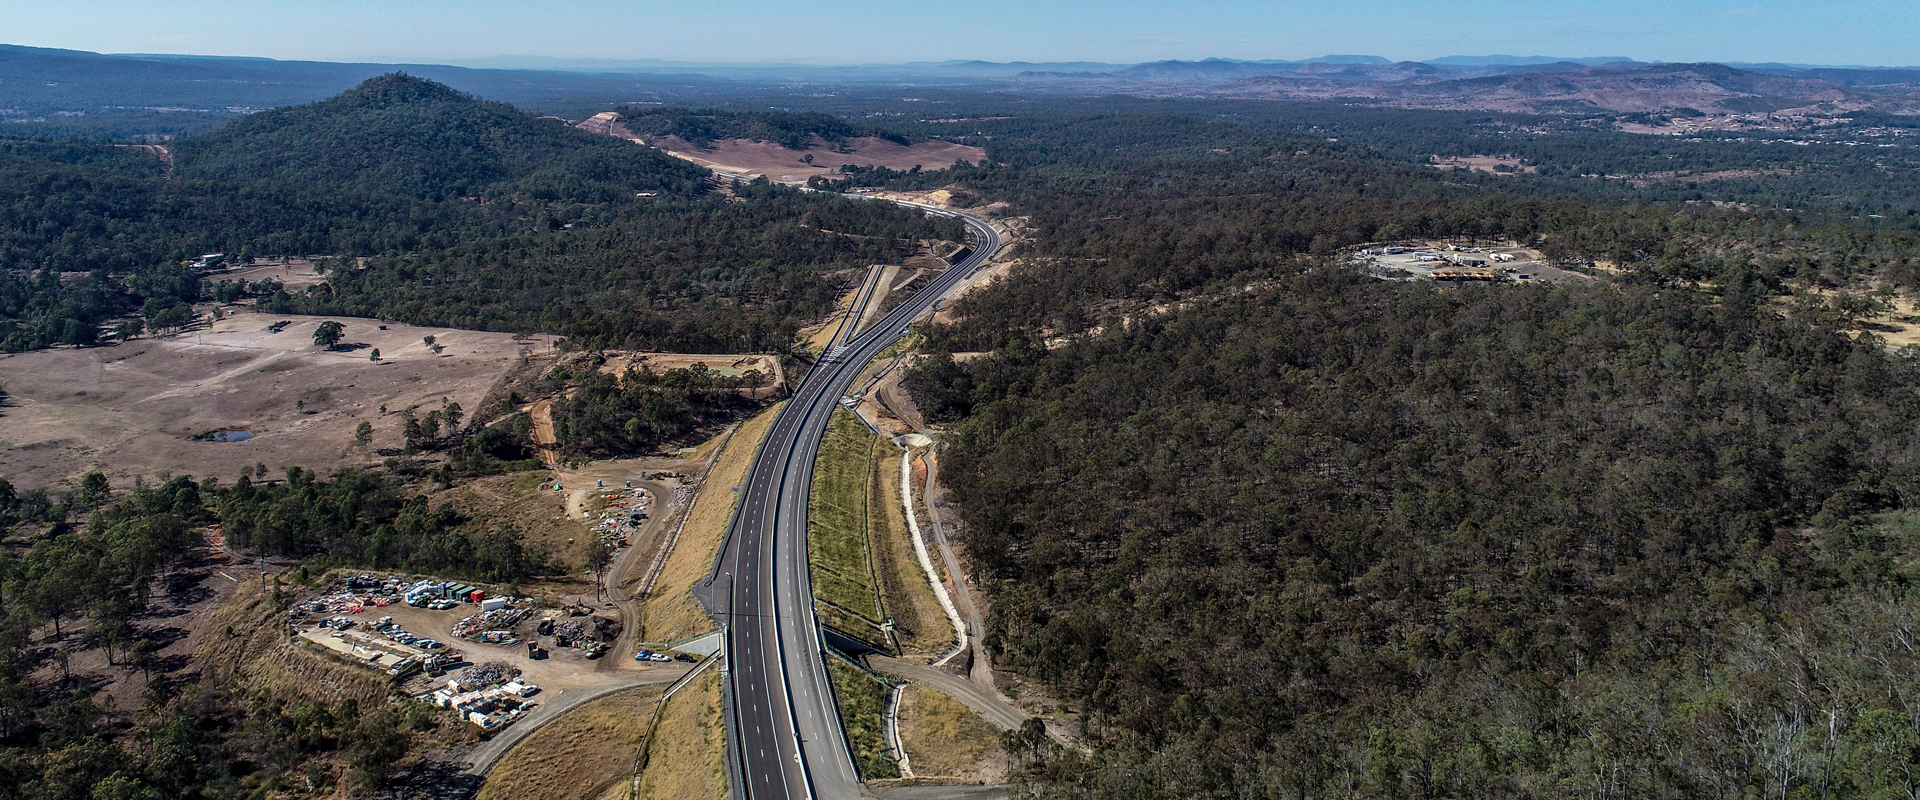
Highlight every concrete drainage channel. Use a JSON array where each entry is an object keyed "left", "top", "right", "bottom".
[{"left": 901, "top": 449, "right": 968, "bottom": 666}]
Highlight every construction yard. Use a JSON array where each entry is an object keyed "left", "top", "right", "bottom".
[
  {"left": 0, "top": 310, "right": 558, "bottom": 491},
  {"left": 1353, "top": 241, "right": 1592, "bottom": 284}
]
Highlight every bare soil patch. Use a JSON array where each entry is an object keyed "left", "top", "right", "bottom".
[
  {"left": 646, "top": 134, "right": 984, "bottom": 184},
  {"left": 0, "top": 311, "right": 557, "bottom": 490},
  {"left": 1429, "top": 154, "right": 1536, "bottom": 174},
  {"left": 211, "top": 257, "right": 333, "bottom": 290}
]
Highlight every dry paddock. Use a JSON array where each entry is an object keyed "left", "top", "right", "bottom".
[{"left": 0, "top": 311, "right": 558, "bottom": 491}]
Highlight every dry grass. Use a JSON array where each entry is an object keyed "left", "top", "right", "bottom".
[
  {"left": 0, "top": 311, "right": 558, "bottom": 491},
  {"left": 429, "top": 472, "right": 590, "bottom": 570},
  {"left": 641, "top": 402, "right": 785, "bottom": 643},
  {"left": 477, "top": 686, "right": 664, "bottom": 800},
  {"left": 870, "top": 449, "right": 949, "bottom": 656},
  {"left": 632, "top": 671, "right": 727, "bottom": 800},
  {"left": 899, "top": 685, "right": 1006, "bottom": 781}
]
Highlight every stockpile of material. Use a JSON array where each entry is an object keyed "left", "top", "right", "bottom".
[
  {"left": 452, "top": 607, "right": 529, "bottom": 641},
  {"left": 451, "top": 661, "right": 518, "bottom": 691}
]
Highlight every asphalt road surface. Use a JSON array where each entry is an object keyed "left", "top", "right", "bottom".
[{"left": 697, "top": 202, "right": 1001, "bottom": 800}]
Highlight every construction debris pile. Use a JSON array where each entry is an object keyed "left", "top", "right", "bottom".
[
  {"left": 451, "top": 661, "right": 517, "bottom": 691},
  {"left": 289, "top": 574, "right": 406, "bottom": 617},
  {"left": 431, "top": 662, "right": 540, "bottom": 731},
  {"left": 591, "top": 484, "right": 653, "bottom": 548},
  {"left": 453, "top": 606, "right": 530, "bottom": 644},
  {"left": 539, "top": 615, "right": 621, "bottom": 650}
]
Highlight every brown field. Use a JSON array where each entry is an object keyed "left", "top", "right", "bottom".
[
  {"left": 898, "top": 684, "right": 1006, "bottom": 782},
  {"left": 211, "top": 257, "right": 333, "bottom": 290},
  {"left": 629, "top": 670, "right": 727, "bottom": 800},
  {"left": 0, "top": 311, "right": 558, "bottom": 490},
  {"left": 640, "top": 402, "right": 785, "bottom": 644},
  {"left": 478, "top": 686, "right": 664, "bottom": 800},
  {"left": 647, "top": 135, "right": 985, "bottom": 184},
  {"left": 602, "top": 351, "right": 784, "bottom": 398}
]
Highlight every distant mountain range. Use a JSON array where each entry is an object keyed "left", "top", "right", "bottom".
[
  {"left": 4, "top": 43, "right": 1919, "bottom": 122},
  {"left": 1009, "top": 59, "right": 1920, "bottom": 115}
]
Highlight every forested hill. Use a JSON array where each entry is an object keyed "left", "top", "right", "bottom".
[
  {"left": 0, "top": 78, "right": 967, "bottom": 353},
  {"left": 173, "top": 73, "right": 710, "bottom": 200}
]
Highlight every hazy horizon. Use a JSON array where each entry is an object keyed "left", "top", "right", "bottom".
[{"left": 3, "top": 0, "right": 1915, "bottom": 70}]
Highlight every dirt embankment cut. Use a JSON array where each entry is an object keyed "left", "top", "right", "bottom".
[{"left": 640, "top": 133, "right": 984, "bottom": 184}]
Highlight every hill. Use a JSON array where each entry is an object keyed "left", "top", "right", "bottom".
[
  {"left": 173, "top": 73, "right": 710, "bottom": 200},
  {"left": 0, "top": 77, "right": 968, "bottom": 354}
]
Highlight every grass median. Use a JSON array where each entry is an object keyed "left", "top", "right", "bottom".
[{"left": 808, "top": 408, "right": 888, "bottom": 639}]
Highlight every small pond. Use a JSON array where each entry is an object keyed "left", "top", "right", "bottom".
[{"left": 195, "top": 430, "right": 253, "bottom": 442}]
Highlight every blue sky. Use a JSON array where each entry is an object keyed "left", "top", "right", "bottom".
[{"left": 3, "top": 0, "right": 1913, "bottom": 67}]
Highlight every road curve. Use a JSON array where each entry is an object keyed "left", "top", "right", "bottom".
[{"left": 697, "top": 201, "right": 1000, "bottom": 800}]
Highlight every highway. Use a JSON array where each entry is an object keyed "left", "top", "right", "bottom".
[{"left": 696, "top": 200, "right": 1000, "bottom": 800}]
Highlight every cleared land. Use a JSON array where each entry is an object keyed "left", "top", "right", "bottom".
[
  {"left": 477, "top": 685, "right": 664, "bottom": 800},
  {"left": 640, "top": 402, "right": 786, "bottom": 644},
  {"left": 602, "top": 351, "right": 784, "bottom": 399},
  {"left": 626, "top": 670, "right": 727, "bottom": 800},
  {"left": 210, "top": 257, "right": 333, "bottom": 290},
  {"left": 897, "top": 684, "right": 1006, "bottom": 782},
  {"left": 0, "top": 311, "right": 557, "bottom": 490},
  {"left": 808, "top": 409, "right": 888, "bottom": 642},
  {"left": 645, "top": 134, "right": 984, "bottom": 184}
]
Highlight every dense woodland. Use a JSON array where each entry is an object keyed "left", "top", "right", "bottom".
[
  {"left": 618, "top": 107, "right": 910, "bottom": 149},
  {"left": 889, "top": 109, "right": 1920, "bottom": 798},
  {"left": 549, "top": 359, "right": 764, "bottom": 457}
]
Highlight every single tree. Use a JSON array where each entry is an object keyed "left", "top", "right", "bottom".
[
  {"left": 78, "top": 472, "right": 110, "bottom": 506},
  {"left": 312, "top": 320, "right": 345, "bottom": 349},
  {"left": 355, "top": 421, "right": 374, "bottom": 451},
  {"left": 585, "top": 537, "right": 614, "bottom": 598},
  {"left": 369, "top": 348, "right": 381, "bottom": 362}
]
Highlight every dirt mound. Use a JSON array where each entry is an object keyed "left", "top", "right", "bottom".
[{"left": 608, "top": 129, "right": 984, "bottom": 184}]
